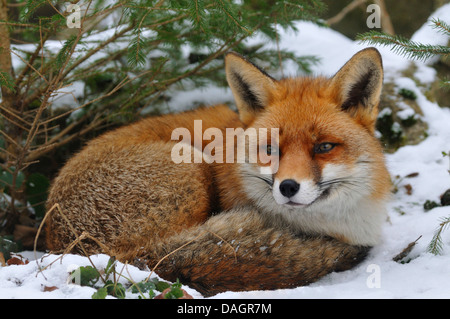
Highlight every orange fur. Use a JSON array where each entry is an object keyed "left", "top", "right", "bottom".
[{"left": 46, "top": 48, "right": 390, "bottom": 296}]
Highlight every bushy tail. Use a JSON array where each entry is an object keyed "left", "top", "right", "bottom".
[{"left": 115, "top": 208, "right": 370, "bottom": 297}]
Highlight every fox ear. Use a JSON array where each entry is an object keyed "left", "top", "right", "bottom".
[
  {"left": 225, "top": 52, "right": 276, "bottom": 125},
  {"left": 330, "top": 48, "right": 383, "bottom": 130}
]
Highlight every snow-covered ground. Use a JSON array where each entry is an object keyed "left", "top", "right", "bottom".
[{"left": 1, "top": 5, "right": 449, "bottom": 299}]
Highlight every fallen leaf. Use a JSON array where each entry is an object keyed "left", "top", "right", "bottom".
[
  {"left": 404, "top": 184, "right": 413, "bottom": 195},
  {"left": 6, "top": 255, "right": 29, "bottom": 266},
  {"left": 6, "top": 257, "right": 25, "bottom": 265},
  {"left": 43, "top": 286, "right": 59, "bottom": 292}
]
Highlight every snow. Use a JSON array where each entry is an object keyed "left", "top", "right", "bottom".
[
  {"left": 0, "top": 252, "right": 202, "bottom": 299},
  {"left": 411, "top": 4, "right": 450, "bottom": 65},
  {"left": 1, "top": 5, "right": 450, "bottom": 299}
]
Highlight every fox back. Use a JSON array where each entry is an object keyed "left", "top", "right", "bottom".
[{"left": 45, "top": 48, "right": 390, "bottom": 296}]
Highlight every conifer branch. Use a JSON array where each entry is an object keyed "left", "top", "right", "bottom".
[
  {"left": 357, "top": 31, "right": 450, "bottom": 62},
  {"left": 213, "top": 0, "right": 251, "bottom": 34},
  {"left": 428, "top": 217, "right": 450, "bottom": 255},
  {"left": 0, "top": 0, "right": 325, "bottom": 235},
  {"left": 432, "top": 18, "right": 450, "bottom": 37}
]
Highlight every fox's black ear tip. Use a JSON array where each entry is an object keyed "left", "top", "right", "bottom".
[
  {"left": 224, "top": 51, "right": 275, "bottom": 124},
  {"left": 357, "top": 47, "right": 383, "bottom": 63},
  {"left": 225, "top": 52, "right": 245, "bottom": 64},
  {"left": 362, "top": 47, "right": 379, "bottom": 53},
  {"left": 225, "top": 51, "right": 239, "bottom": 57},
  {"left": 331, "top": 46, "right": 384, "bottom": 114}
]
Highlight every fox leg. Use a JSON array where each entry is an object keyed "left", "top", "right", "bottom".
[{"left": 118, "top": 207, "right": 370, "bottom": 297}]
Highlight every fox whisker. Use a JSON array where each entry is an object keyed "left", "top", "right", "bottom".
[
  {"left": 319, "top": 177, "right": 366, "bottom": 191},
  {"left": 241, "top": 172, "right": 274, "bottom": 188}
]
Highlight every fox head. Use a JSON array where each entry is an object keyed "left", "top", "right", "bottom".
[{"left": 225, "top": 48, "right": 391, "bottom": 246}]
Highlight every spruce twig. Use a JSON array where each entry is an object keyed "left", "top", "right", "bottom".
[
  {"left": 428, "top": 217, "right": 450, "bottom": 255},
  {"left": 431, "top": 18, "right": 450, "bottom": 37},
  {"left": 357, "top": 31, "right": 450, "bottom": 62}
]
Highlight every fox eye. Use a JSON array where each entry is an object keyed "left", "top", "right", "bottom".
[
  {"left": 315, "top": 143, "right": 336, "bottom": 154},
  {"left": 265, "top": 144, "right": 279, "bottom": 156}
]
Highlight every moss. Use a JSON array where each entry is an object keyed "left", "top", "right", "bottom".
[
  {"left": 441, "top": 189, "right": 450, "bottom": 206},
  {"left": 424, "top": 200, "right": 439, "bottom": 212},
  {"left": 401, "top": 114, "right": 418, "bottom": 127},
  {"left": 376, "top": 112, "right": 404, "bottom": 150},
  {"left": 398, "top": 88, "right": 417, "bottom": 100}
]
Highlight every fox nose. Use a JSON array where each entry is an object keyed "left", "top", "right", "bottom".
[{"left": 279, "top": 179, "right": 300, "bottom": 198}]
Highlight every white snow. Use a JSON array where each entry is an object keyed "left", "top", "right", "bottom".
[
  {"left": 411, "top": 4, "right": 450, "bottom": 65},
  {"left": 1, "top": 5, "right": 450, "bottom": 299}
]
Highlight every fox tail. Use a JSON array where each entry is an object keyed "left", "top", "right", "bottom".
[{"left": 115, "top": 207, "right": 370, "bottom": 297}]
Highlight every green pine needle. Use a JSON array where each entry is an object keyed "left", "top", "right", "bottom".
[
  {"left": 212, "top": 0, "right": 250, "bottom": 35},
  {"left": 357, "top": 31, "right": 450, "bottom": 62},
  {"left": 188, "top": 0, "right": 209, "bottom": 32},
  {"left": 20, "top": 0, "right": 47, "bottom": 22},
  {"left": 428, "top": 216, "right": 450, "bottom": 255},
  {"left": 55, "top": 35, "right": 78, "bottom": 69},
  {"left": 432, "top": 18, "right": 450, "bottom": 37},
  {"left": 127, "top": 30, "right": 147, "bottom": 68}
]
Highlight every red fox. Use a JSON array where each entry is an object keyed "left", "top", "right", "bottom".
[{"left": 45, "top": 48, "right": 391, "bottom": 296}]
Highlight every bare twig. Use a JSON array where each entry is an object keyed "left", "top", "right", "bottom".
[
  {"left": 35, "top": 203, "right": 110, "bottom": 284},
  {"left": 327, "top": 0, "right": 367, "bottom": 26},
  {"left": 392, "top": 236, "right": 421, "bottom": 262},
  {"left": 10, "top": 48, "right": 48, "bottom": 84}
]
